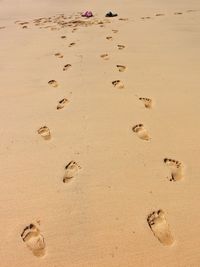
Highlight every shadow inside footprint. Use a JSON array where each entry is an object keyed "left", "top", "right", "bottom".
[
  {"left": 147, "top": 210, "right": 174, "bottom": 246},
  {"left": 57, "top": 98, "right": 69, "bottom": 110},
  {"left": 112, "top": 80, "right": 124, "bottom": 89},
  {"left": 38, "top": 126, "right": 51, "bottom": 140},
  {"left": 139, "top": 97, "right": 152, "bottom": 109},
  {"left": 116, "top": 64, "right": 126, "bottom": 72},
  {"left": 132, "top": 124, "right": 150, "bottom": 141},
  {"left": 21, "top": 224, "right": 46, "bottom": 257},
  {"left": 63, "top": 161, "right": 81, "bottom": 183},
  {"left": 164, "top": 158, "right": 183, "bottom": 181}
]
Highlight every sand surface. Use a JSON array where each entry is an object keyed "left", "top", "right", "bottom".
[{"left": 1, "top": 0, "right": 200, "bottom": 266}]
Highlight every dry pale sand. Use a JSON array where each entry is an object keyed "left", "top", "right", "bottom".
[{"left": 1, "top": 0, "right": 200, "bottom": 266}]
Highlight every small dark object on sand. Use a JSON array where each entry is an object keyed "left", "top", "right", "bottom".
[{"left": 106, "top": 11, "right": 118, "bottom": 17}]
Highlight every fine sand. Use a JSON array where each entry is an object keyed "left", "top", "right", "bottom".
[{"left": 1, "top": 0, "right": 200, "bottom": 266}]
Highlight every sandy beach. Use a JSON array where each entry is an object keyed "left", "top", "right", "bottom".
[{"left": 1, "top": 0, "right": 200, "bottom": 266}]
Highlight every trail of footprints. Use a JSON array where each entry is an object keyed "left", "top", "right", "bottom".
[{"left": 20, "top": 8, "right": 193, "bottom": 257}]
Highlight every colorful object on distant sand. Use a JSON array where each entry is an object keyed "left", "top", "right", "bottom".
[
  {"left": 105, "top": 11, "right": 118, "bottom": 17},
  {"left": 82, "top": 11, "right": 93, "bottom": 18}
]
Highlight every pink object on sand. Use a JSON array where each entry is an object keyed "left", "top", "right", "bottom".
[{"left": 82, "top": 11, "right": 93, "bottom": 18}]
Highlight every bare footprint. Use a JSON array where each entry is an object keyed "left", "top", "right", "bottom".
[
  {"left": 48, "top": 80, "right": 58, "bottom": 87},
  {"left": 37, "top": 126, "right": 51, "bottom": 140},
  {"left": 174, "top": 12, "right": 183, "bottom": 15},
  {"left": 106, "top": 36, "right": 113, "bottom": 40},
  {"left": 112, "top": 80, "right": 124, "bottom": 89},
  {"left": 147, "top": 210, "right": 174, "bottom": 246},
  {"left": 54, "top": 52, "right": 63, "bottom": 58},
  {"left": 69, "top": 42, "right": 76, "bottom": 47},
  {"left": 132, "top": 124, "right": 150, "bottom": 141},
  {"left": 21, "top": 224, "right": 46, "bottom": 257},
  {"left": 186, "top": 9, "right": 197, "bottom": 13},
  {"left": 63, "top": 64, "right": 72, "bottom": 71},
  {"left": 57, "top": 98, "right": 69, "bottom": 110},
  {"left": 155, "top": 13, "right": 165, "bottom": 16},
  {"left": 119, "top": 18, "right": 129, "bottom": 21},
  {"left": 19, "top": 22, "right": 29, "bottom": 25},
  {"left": 61, "top": 35, "right": 66, "bottom": 38},
  {"left": 63, "top": 161, "right": 81, "bottom": 183},
  {"left": 117, "top": 44, "right": 125, "bottom": 50},
  {"left": 164, "top": 158, "right": 183, "bottom": 181},
  {"left": 141, "top": 16, "right": 151, "bottom": 20},
  {"left": 100, "top": 53, "right": 109, "bottom": 60},
  {"left": 139, "top": 97, "right": 152, "bottom": 109},
  {"left": 116, "top": 64, "right": 126, "bottom": 72}
]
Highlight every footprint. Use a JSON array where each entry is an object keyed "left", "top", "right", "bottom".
[
  {"left": 61, "top": 35, "right": 66, "bottom": 38},
  {"left": 116, "top": 65, "right": 126, "bottom": 72},
  {"left": 155, "top": 13, "right": 165, "bottom": 16},
  {"left": 106, "top": 36, "right": 113, "bottom": 40},
  {"left": 112, "top": 80, "right": 124, "bottom": 89},
  {"left": 100, "top": 53, "right": 109, "bottom": 60},
  {"left": 117, "top": 44, "right": 125, "bottom": 50},
  {"left": 132, "top": 124, "right": 150, "bottom": 141},
  {"left": 57, "top": 98, "right": 69, "bottom": 110},
  {"left": 37, "top": 126, "right": 51, "bottom": 140},
  {"left": 139, "top": 97, "right": 152, "bottom": 109},
  {"left": 48, "top": 80, "right": 58, "bottom": 87},
  {"left": 22, "top": 25, "right": 28, "bottom": 29},
  {"left": 21, "top": 224, "right": 46, "bottom": 257},
  {"left": 141, "top": 16, "right": 151, "bottom": 20},
  {"left": 63, "top": 161, "right": 81, "bottom": 183},
  {"left": 174, "top": 12, "right": 183, "bottom": 15},
  {"left": 19, "top": 22, "right": 29, "bottom": 25},
  {"left": 119, "top": 18, "right": 129, "bottom": 21},
  {"left": 147, "top": 210, "right": 174, "bottom": 246},
  {"left": 69, "top": 42, "right": 76, "bottom": 47},
  {"left": 54, "top": 52, "right": 63, "bottom": 58},
  {"left": 186, "top": 9, "right": 197, "bottom": 13},
  {"left": 112, "top": 29, "right": 118, "bottom": 33},
  {"left": 164, "top": 158, "right": 183, "bottom": 181},
  {"left": 63, "top": 64, "right": 72, "bottom": 71}
]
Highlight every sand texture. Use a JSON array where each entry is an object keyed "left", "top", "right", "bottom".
[{"left": 1, "top": 0, "right": 200, "bottom": 266}]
